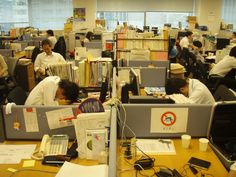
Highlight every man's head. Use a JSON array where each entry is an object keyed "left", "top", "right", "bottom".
[
  {"left": 165, "top": 78, "right": 189, "bottom": 97},
  {"left": 46, "top": 29, "right": 54, "bottom": 37},
  {"left": 41, "top": 39, "right": 52, "bottom": 55},
  {"left": 56, "top": 80, "right": 79, "bottom": 104},
  {"left": 229, "top": 46, "right": 236, "bottom": 58},
  {"left": 186, "top": 31, "right": 193, "bottom": 40}
]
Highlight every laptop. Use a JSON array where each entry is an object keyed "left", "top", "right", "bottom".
[{"left": 207, "top": 101, "right": 236, "bottom": 170}]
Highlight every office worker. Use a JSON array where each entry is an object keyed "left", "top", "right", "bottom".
[
  {"left": 0, "top": 54, "right": 8, "bottom": 77},
  {"left": 230, "top": 32, "right": 236, "bottom": 43},
  {"left": 46, "top": 29, "right": 57, "bottom": 49},
  {"left": 209, "top": 46, "right": 236, "bottom": 90},
  {"left": 165, "top": 78, "right": 215, "bottom": 104},
  {"left": 25, "top": 76, "right": 79, "bottom": 106},
  {"left": 84, "top": 31, "right": 94, "bottom": 43},
  {"left": 34, "top": 39, "right": 66, "bottom": 78},
  {"left": 179, "top": 31, "right": 196, "bottom": 50}
]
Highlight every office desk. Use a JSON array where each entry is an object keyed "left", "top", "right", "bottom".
[
  {"left": 0, "top": 141, "right": 100, "bottom": 177},
  {"left": 118, "top": 139, "right": 228, "bottom": 177}
]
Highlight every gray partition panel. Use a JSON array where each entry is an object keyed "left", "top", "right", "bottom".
[
  {"left": 127, "top": 60, "right": 170, "bottom": 70},
  {"left": 2, "top": 105, "right": 78, "bottom": 140},
  {"left": 140, "top": 67, "right": 166, "bottom": 87},
  {"left": 119, "top": 104, "right": 212, "bottom": 138}
]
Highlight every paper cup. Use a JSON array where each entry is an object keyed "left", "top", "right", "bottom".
[
  {"left": 199, "top": 138, "right": 209, "bottom": 151},
  {"left": 181, "top": 134, "right": 191, "bottom": 148}
]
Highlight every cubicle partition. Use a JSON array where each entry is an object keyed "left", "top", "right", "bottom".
[
  {"left": 2, "top": 105, "right": 78, "bottom": 140},
  {"left": 119, "top": 104, "right": 213, "bottom": 138},
  {"left": 118, "top": 66, "right": 167, "bottom": 87}
]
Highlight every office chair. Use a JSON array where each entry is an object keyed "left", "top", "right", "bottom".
[
  {"left": 0, "top": 57, "right": 19, "bottom": 104},
  {"left": 53, "top": 36, "right": 66, "bottom": 59},
  {"left": 7, "top": 86, "right": 28, "bottom": 105}
]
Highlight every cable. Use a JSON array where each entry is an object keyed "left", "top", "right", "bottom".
[{"left": 8, "top": 169, "right": 57, "bottom": 177}]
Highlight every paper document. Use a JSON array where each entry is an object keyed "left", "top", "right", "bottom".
[
  {"left": 46, "top": 108, "right": 74, "bottom": 130},
  {"left": 56, "top": 161, "right": 108, "bottom": 177},
  {"left": 23, "top": 108, "right": 39, "bottom": 132},
  {"left": 0, "top": 144, "right": 36, "bottom": 164},
  {"left": 136, "top": 139, "right": 176, "bottom": 155}
]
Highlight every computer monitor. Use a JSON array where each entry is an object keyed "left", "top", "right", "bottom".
[
  {"left": 143, "top": 26, "right": 150, "bottom": 32},
  {"left": 99, "top": 78, "right": 109, "bottom": 103},
  {"left": 129, "top": 68, "right": 140, "bottom": 96},
  {"left": 216, "top": 38, "right": 230, "bottom": 50}
]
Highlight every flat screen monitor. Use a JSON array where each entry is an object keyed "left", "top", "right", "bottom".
[
  {"left": 143, "top": 26, "right": 150, "bottom": 31},
  {"left": 99, "top": 78, "right": 109, "bottom": 103},
  {"left": 209, "top": 101, "right": 236, "bottom": 161},
  {"left": 216, "top": 38, "right": 230, "bottom": 50},
  {"left": 129, "top": 68, "right": 140, "bottom": 96}
]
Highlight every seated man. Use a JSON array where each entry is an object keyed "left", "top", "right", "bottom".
[
  {"left": 209, "top": 46, "right": 236, "bottom": 90},
  {"left": 34, "top": 39, "right": 66, "bottom": 79},
  {"left": 165, "top": 78, "right": 215, "bottom": 104},
  {"left": 25, "top": 76, "right": 79, "bottom": 106}
]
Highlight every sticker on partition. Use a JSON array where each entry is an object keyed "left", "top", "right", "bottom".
[
  {"left": 150, "top": 108, "right": 188, "bottom": 133},
  {"left": 161, "top": 112, "right": 176, "bottom": 126}
]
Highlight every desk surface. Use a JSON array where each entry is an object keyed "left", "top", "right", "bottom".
[
  {"left": 0, "top": 141, "right": 99, "bottom": 177},
  {"left": 118, "top": 139, "right": 229, "bottom": 177},
  {"left": 0, "top": 139, "right": 229, "bottom": 177}
]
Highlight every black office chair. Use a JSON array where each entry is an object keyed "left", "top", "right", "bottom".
[
  {"left": 7, "top": 86, "right": 28, "bottom": 105},
  {"left": 53, "top": 36, "right": 66, "bottom": 59}
]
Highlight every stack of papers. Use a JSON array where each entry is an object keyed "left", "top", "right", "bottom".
[
  {"left": 136, "top": 139, "right": 176, "bottom": 155},
  {"left": 56, "top": 162, "right": 108, "bottom": 177},
  {"left": 0, "top": 144, "right": 36, "bottom": 164}
]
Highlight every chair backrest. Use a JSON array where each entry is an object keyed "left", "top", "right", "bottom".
[
  {"left": 7, "top": 86, "right": 27, "bottom": 105},
  {"left": 31, "top": 46, "right": 42, "bottom": 63},
  {"left": 53, "top": 36, "right": 66, "bottom": 59},
  {"left": 5, "top": 57, "right": 19, "bottom": 77}
]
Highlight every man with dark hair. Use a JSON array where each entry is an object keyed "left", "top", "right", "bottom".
[
  {"left": 209, "top": 46, "right": 236, "bottom": 90},
  {"left": 25, "top": 76, "right": 79, "bottom": 105},
  {"left": 165, "top": 78, "right": 215, "bottom": 104},
  {"left": 46, "top": 29, "right": 57, "bottom": 49},
  {"left": 34, "top": 39, "right": 66, "bottom": 78},
  {"left": 179, "top": 31, "right": 196, "bottom": 50}
]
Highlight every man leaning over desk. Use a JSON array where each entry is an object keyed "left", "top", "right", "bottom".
[
  {"left": 34, "top": 39, "right": 66, "bottom": 79},
  {"left": 25, "top": 76, "right": 79, "bottom": 106}
]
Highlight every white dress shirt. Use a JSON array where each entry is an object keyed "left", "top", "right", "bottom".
[
  {"left": 188, "top": 78, "right": 215, "bottom": 104},
  {"left": 48, "top": 36, "right": 57, "bottom": 49},
  {"left": 209, "top": 55, "right": 236, "bottom": 77},
  {"left": 34, "top": 51, "right": 66, "bottom": 72},
  {"left": 0, "top": 55, "right": 8, "bottom": 77},
  {"left": 179, "top": 36, "right": 190, "bottom": 49},
  {"left": 25, "top": 76, "right": 60, "bottom": 106}
]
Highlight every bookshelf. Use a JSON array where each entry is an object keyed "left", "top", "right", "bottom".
[
  {"left": 116, "top": 31, "right": 169, "bottom": 62},
  {"left": 78, "top": 58, "right": 112, "bottom": 87}
]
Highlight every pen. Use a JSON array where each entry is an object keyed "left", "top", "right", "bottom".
[{"left": 59, "top": 117, "right": 76, "bottom": 121}]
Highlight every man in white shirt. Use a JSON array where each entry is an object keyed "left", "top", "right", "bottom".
[
  {"left": 25, "top": 76, "right": 79, "bottom": 106},
  {"left": 46, "top": 29, "right": 57, "bottom": 49},
  {"left": 165, "top": 78, "right": 215, "bottom": 104},
  {"left": 209, "top": 46, "right": 236, "bottom": 90},
  {"left": 179, "top": 31, "right": 195, "bottom": 50},
  {"left": 210, "top": 46, "right": 236, "bottom": 77},
  {"left": 34, "top": 39, "right": 66, "bottom": 78}
]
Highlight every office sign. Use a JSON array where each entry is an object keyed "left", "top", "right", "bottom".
[{"left": 150, "top": 108, "right": 188, "bottom": 133}]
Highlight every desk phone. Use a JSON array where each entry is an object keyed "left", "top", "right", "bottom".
[{"left": 40, "top": 134, "right": 69, "bottom": 156}]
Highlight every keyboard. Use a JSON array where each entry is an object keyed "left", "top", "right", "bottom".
[
  {"left": 48, "top": 135, "right": 69, "bottom": 156},
  {"left": 169, "top": 94, "right": 194, "bottom": 104}
]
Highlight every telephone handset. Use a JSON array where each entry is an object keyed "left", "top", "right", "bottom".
[
  {"left": 31, "top": 134, "right": 69, "bottom": 161},
  {"left": 39, "top": 134, "right": 50, "bottom": 155}
]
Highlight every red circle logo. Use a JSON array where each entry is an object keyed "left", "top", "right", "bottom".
[{"left": 161, "top": 112, "right": 176, "bottom": 126}]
